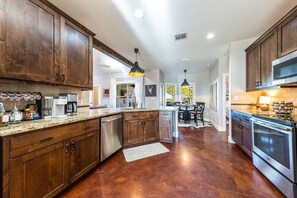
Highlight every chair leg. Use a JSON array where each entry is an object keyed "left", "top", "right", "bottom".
[
  {"left": 201, "top": 115, "right": 204, "bottom": 126},
  {"left": 195, "top": 114, "right": 197, "bottom": 126}
]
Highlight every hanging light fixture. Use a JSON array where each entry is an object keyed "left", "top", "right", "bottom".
[
  {"left": 181, "top": 69, "right": 190, "bottom": 86},
  {"left": 129, "top": 48, "right": 144, "bottom": 77}
]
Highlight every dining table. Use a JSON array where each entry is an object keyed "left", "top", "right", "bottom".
[{"left": 178, "top": 104, "right": 196, "bottom": 123}]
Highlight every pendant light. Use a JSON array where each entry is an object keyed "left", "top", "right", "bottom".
[
  {"left": 181, "top": 69, "right": 190, "bottom": 86},
  {"left": 129, "top": 48, "right": 144, "bottom": 77}
]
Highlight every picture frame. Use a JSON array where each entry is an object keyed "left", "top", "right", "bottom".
[
  {"left": 145, "top": 84, "right": 157, "bottom": 97},
  {"left": 103, "top": 89, "right": 110, "bottom": 98}
]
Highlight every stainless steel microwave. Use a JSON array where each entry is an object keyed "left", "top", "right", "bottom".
[{"left": 272, "top": 50, "right": 297, "bottom": 86}]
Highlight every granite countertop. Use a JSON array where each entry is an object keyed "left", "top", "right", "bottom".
[
  {"left": 231, "top": 109, "right": 272, "bottom": 116},
  {"left": 0, "top": 107, "right": 178, "bottom": 137}
]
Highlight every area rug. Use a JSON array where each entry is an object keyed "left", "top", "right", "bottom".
[
  {"left": 123, "top": 142, "right": 169, "bottom": 162},
  {"left": 178, "top": 121, "right": 212, "bottom": 129}
]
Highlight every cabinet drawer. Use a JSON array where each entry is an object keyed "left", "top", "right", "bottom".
[
  {"left": 124, "top": 112, "right": 140, "bottom": 120},
  {"left": 11, "top": 119, "right": 99, "bottom": 158},
  {"left": 144, "top": 111, "right": 159, "bottom": 119}
]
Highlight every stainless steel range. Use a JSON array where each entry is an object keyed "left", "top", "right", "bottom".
[{"left": 252, "top": 117, "right": 297, "bottom": 198}]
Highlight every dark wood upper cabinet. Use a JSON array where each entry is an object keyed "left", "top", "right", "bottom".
[
  {"left": 246, "top": 45, "right": 260, "bottom": 91},
  {"left": 278, "top": 9, "right": 297, "bottom": 57},
  {"left": 0, "top": 0, "right": 60, "bottom": 84},
  {"left": 61, "top": 18, "right": 93, "bottom": 88},
  {"left": 259, "top": 30, "right": 278, "bottom": 88},
  {"left": 0, "top": 0, "right": 94, "bottom": 89},
  {"left": 245, "top": 5, "right": 297, "bottom": 91}
]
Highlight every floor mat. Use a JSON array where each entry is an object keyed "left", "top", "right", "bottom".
[{"left": 123, "top": 142, "right": 169, "bottom": 162}]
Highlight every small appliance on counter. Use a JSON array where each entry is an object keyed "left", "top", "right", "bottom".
[
  {"left": 42, "top": 96, "right": 53, "bottom": 119},
  {"left": 52, "top": 96, "right": 67, "bottom": 118},
  {"left": 59, "top": 93, "right": 77, "bottom": 116}
]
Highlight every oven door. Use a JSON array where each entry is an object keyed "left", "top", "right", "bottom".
[{"left": 252, "top": 119, "right": 296, "bottom": 182}]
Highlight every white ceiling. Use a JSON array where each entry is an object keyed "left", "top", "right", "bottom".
[
  {"left": 93, "top": 48, "right": 130, "bottom": 75},
  {"left": 49, "top": 0, "right": 296, "bottom": 74}
]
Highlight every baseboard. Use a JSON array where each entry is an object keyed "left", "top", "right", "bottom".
[
  {"left": 228, "top": 135, "right": 236, "bottom": 144},
  {"left": 209, "top": 120, "right": 226, "bottom": 132}
]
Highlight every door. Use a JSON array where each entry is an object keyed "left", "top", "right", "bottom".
[
  {"left": 123, "top": 119, "right": 144, "bottom": 146},
  {"left": 69, "top": 131, "right": 99, "bottom": 183},
  {"left": 61, "top": 18, "right": 93, "bottom": 88},
  {"left": 0, "top": 0, "right": 60, "bottom": 83},
  {"left": 278, "top": 10, "right": 297, "bottom": 57},
  {"left": 144, "top": 119, "right": 159, "bottom": 142},
  {"left": 241, "top": 124, "right": 252, "bottom": 157},
  {"left": 10, "top": 141, "right": 69, "bottom": 198},
  {"left": 260, "top": 30, "right": 278, "bottom": 88},
  {"left": 159, "top": 111, "right": 173, "bottom": 143},
  {"left": 246, "top": 46, "right": 260, "bottom": 90}
]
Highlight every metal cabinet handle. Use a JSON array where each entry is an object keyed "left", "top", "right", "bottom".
[
  {"left": 40, "top": 136, "right": 54, "bottom": 142},
  {"left": 66, "top": 143, "right": 70, "bottom": 153},
  {"left": 61, "top": 74, "right": 65, "bottom": 82},
  {"left": 71, "top": 141, "right": 75, "bottom": 151}
]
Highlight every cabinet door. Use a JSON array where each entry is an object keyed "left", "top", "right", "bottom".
[
  {"left": 241, "top": 124, "right": 252, "bottom": 157},
  {"left": 231, "top": 119, "right": 241, "bottom": 144},
  {"left": 0, "top": 0, "right": 60, "bottom": 84},
  {"left": 69, "top": 131, "right": 99, "bottom": 183},
  {"left": 278, "top": 10, "right": 297, "bottom": 57},
  {"left": 260, "top": 30, "right": 278, "bottom": 88},
  {"left": 144, "top": 119, "right": 159, "bottom": 142},
  {"left": 246, "top": 46, "right": 260, "bottom": 91},
  {"left": 159, "top": 111, "right": 173, "bottom": 143},
  {"left": 61, "top": 18, "right": 93, "bottom": 88},
  {"left": 123, "top": 120, "right": 144, "bottom": 146},
  {"left": 10, "top": 141, "right": 69, "bottom": 198}
]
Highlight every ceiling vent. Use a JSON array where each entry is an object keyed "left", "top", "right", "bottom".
[{"left": 174, "top": 32, "right": 187, "bottom": 41}]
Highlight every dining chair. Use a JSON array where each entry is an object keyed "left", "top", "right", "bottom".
[
  {"left": 189, "top": 102, "right": 205, "bottom": 126},
  {"left": 178, "top": 105, "right": 187, "bottom": 123}
]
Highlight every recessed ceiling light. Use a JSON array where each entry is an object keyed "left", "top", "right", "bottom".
[
  {"left": 181, "top": 58, "right": 189, "bottom": 62},
  {"left": 207, "top": 33, "right": 215, "bottom": 39},
  {"left": 135, "top": 9, "right": 144, "bottom": 20}
]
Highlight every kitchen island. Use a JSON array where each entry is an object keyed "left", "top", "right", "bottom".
[{"left": 0, "top": 107, "right": 178, "bottom": 198}]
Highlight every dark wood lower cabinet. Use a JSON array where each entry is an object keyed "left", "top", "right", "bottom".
[
  {"left": 69, "top": 131, "right": 99, "bottom": 183},
  {"left": 231, "top": 111, "right": 252, "bottom": 157},
  {"left": 4, "top": 119, "right": 100, "bottom": 198},
  {"left": 123, "top": 111, "right": 159, "bottom": 147},
  {"left": 10, "top": 141, "right": 69, "bottom": 198},
  {"left": 159, "top": 111, "right": 173, "bottom": 143},
  {"left": 144, "top": 119, "right": 159, "bottom": 142}
]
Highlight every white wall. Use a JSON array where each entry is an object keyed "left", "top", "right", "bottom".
[
  {"left": 164, "top": 70, "right": 210, "bottom": 120},
  {"left": 209, "top": 56, "right": 229, "bottom": 131},
  {"left": 144, "top": 69, "right": 161, "bottom": 108},
  {"left": 94, "top": 69, "right": 163, "bottom": 108},
  {"left": 228, "top": 37, "right": 257, "bottom": 142}
]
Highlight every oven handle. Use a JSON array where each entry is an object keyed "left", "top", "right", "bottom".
[{"left": 253, "top": 120, "right": 293, "bottom": 134}]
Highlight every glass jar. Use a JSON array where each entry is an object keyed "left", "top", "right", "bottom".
[
  {"left": 0, "top": 103, "right": 9, "bottom": 127},
  {"left": 10, "top": 104, "right": 22, "bottom": 124}
]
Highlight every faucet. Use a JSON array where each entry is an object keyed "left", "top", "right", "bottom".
[{"left": 132, "top": 95, "right": 138, "bottom": 108}]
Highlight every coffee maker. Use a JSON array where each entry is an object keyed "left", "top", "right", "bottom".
[
  {"left": 59, "top": 93, "right": 78, "bottom": 116},
  {"left": 52, "top": 96, "right": 68, "bottom": 118},
  {"left": 42, "top": 96, "right": 53, "bottom": 119}
]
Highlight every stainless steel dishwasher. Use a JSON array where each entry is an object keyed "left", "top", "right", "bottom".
[{"left": 100, "top": 114, "right": 123, "bottom": 162}]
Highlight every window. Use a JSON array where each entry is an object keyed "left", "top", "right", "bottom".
[
  {"left": 180, "top": 83, "right": 195, "bottom": 104},
  {"left": 165, "top": 83, "right": 177, "bottom": 103}
]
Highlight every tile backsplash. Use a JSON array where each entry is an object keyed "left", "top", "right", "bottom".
[
  {"left": 0, "top": 83, "right": 90, "bottom": 110},
  {"left": 231, "top": 87, "right": 297, "bottom": 112}
]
